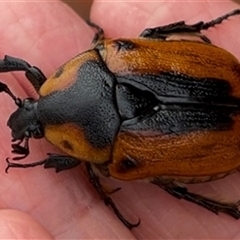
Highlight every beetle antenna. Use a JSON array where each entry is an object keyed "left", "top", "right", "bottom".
[{"left": 0, "top": 82, "right": 22, "bottom": 107}]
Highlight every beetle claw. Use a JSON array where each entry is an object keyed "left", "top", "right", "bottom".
[
  {"left": 5, "top": 158, "right": 11, "bottom": 173},
  {"left": 107, "top": 187, "right": 122, "bottom": 195},
  {"left": 11, "top": 139, "right": 29, "bottom": 160},
  {"left": 85, "top": 162, "right": 141, "bottom": 229},
  {"left": 126, "top": 218, "right": 141, "bottom": 230},
  {"left": 102, "top": 194, "right": 140, "bottom": 229},
  {"left": 102, "top": 185, "right": 122, "bottom": 195}
]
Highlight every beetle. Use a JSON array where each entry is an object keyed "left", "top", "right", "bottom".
[{"left": 1, "top": 9, "right": 240, "bottom": 229}]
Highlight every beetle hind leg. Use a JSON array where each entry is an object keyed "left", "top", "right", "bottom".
[
  {"left": 85, "top": 162, "right": 140, "bottom": 229},
  {"left": 11, "top": 138, "right": 30, "bottom": 160},
  {"left": 0, "top": 55, "right": 46, "bottom": 92},
  {"left": 152, "top": 180, "right": 240, "bottom": 219}
]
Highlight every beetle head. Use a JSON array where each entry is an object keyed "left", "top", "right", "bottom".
[
  {"left": 7, "top": 98, "right": 43, "bottom": 141},
  {"left": 0, "top": 81, "right": 44, "bottom": 159},
  {"left": 0, "top": 82, "right": 43, "bottom": 141}
]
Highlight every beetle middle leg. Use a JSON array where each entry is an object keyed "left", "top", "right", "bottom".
[
  {"left": 152, "top": 179, "right": 240, "bottom": 219},
  {"left": 85, "top": 162, "right": 140, "bottom": 229},
  {"left": 0, "top": 55, "right": 47, "bottom": 91}
]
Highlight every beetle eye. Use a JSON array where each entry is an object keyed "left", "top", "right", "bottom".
[
  {"left": 24, "top": 98, "right": 35, "bottom": 111},
  {"left": 120, "top": 158, "right": 138, "bottom": 170}
]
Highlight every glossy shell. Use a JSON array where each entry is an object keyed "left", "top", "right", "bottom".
[{"left": 36, "top": 37, "right": 240, "bottom": 183}]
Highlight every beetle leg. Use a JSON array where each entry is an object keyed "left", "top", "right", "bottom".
[
  {"left": 0, "top": 82, "right": 22, "bottom": 106},
  {"left": 140, "top": 9, "right": 240, "bottom": 43},
  {"left": 86, "top": 20, "right": 105, "bottom": 45},
  {"left": 103, "top": 186, "right": 122, "bottom": 195},
  {"left": 139, "top": 21, "right": 212, "bottom": 43},
  {"left": 201, "top": 9, "right": 240, "bottom": 30},
  {"left": 0, "top": 55, "right": 47, "bottom": 92},
  {"left": 85, "top": 162, "right": 140, "bottom": 229},
  {"left": 5, "top": 153, "right": 81, "bottom": 173},
  {"left": 11, "top": 138, "right": 29, "bottom": 160},
  {"left": 152, "top": 180, "right": 240, "bottom": 219}
]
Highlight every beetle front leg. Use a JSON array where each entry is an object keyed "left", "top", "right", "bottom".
[
  {"left": 5, "top": 153, "right": 81, "bottom": 173},
  {"left": 0, "top": 81, "right": 22, "bottom": 106},
  {"left": 86, "top": 21, "right": 105, "bottom": 45},
  {"left": 85, "top": 162, "right": 140, "bottom": 229},
  {"left": 152, "top": 179, "right": 240, "bottom": 219},
  {"left": 0, "top": 55, "right": 47, "bottom": 91},
  {"left": 11, "top": 138, "right": 30, "bottom": 160}
]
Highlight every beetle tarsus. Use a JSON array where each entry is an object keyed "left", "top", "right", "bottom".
[
  {"left": 103, "top": 195, "right": 141, "bottom": 229},
  {"left": 202, "top": 9, "right": 240, "bottom": 30},
  {"left": 105, "top": 187, "right": 122, "bottom": 195},
  {"left": 5, "top": 157, "right": 47, "bottom": 173},
  {"left": 86, "top": 20, "right": 105, "bottom": 44},
  {"left": 0, "top": 82, "right": 22, "bottom": 106},
  {"left": 5, "top": 154, "right": 81, "bottom": 173},
  {"left": 0, "top": 55, "right": 47, "bottom": 91},
  {"left": 43, "top": 154, "right": 81, "bottom": 172},
  {"left": 152, "top": 180, "right": 240, "bottom": 219},
  {"left": 85, "top": 162, "right": 140, "bottom": 229}
]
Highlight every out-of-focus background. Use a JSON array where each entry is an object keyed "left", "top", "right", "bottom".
[
  {"left": 62, "top": 1, "right": 93, "bottom": 20},
  {"left": 62, "top": 1, "right": 240, "bottom": 20}
]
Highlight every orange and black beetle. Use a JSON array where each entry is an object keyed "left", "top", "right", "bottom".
[{"left": 1, "top": 9, "right": 240, "bottom": 229}]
